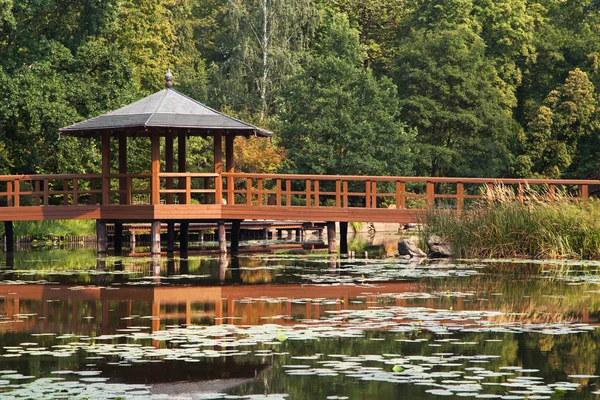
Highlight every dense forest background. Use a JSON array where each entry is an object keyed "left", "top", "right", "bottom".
[{"left": 2, "top": 0, "right": 600, "bottom": 180}]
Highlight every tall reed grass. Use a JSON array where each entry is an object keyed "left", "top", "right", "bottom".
[{"left": 420, "top": 185, "right": 600, "bottom": 259}]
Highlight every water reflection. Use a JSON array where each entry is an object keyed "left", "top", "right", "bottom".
[{"left": 2, "top": 240, "right": 600, "bottom": 398}]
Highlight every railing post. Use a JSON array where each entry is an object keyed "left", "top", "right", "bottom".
[
  {"left": 43, "top": 179, "right": 49, "bottom": 206},
  {"left": 226, "top": 174, "right": 235, "bottom": 205},
  {"left": 456, "top": 183, "right": 464, "bottom": 211},
  {"left": 186, "top": 175, "right": 192, "bottom": 205},
  {"left": 63, "top": 180, "right": 69, "bottom": 206},
  {"left": 548, "top": 184, "right": 556, "bottom": 202},
  {"left": 314, "top": 180, "right": 320, "bottom": 207},
  {"left": 305, "top": 179, "right": 311, "bottom": 207},
  {"left": 13, "top": 180, "right": 19, "bottom": 208},
  {"left": 336, "top": 180, "right": 341, "bottom": 207},
  {"left": 276, "top": 179, "right": 282, "bottom": 206},
  {"left": 126, "top": 177, "right": 132, "bottom": 205},
  {"left": 371, "top": 181, "right": 377, "bottom": 208},
  {"left": 487, "top": 182, "right": 494, "bottom": 206},
  {"left": 581, "top": 184, "right": 589, "bottom": 199},
  {"left": 286, "top": 180, "right": 291, "bottom": 206},
  {"left": 365, "top": 180, "right": 371, "bottom": 208},
  {"left": 247, "top": 178, "right": 253, "bottom": 205},
  {"left": 343, "top": 181, "right": 348, "bottom": 207},
  {"left": 426, "top": 181, "right": 434, "bottom": 209},
  {"left": 396, "top": 181, "right": 405, "bottom": 209},
  {"left": 258, "top": 179, "right": 263, "bottom": 205},
  {"left": 73, "top": 179, "right": 78, "bottom": 206},
  {"left": 215, "top": 174, "right": 223, "bottom": 204},
  {"left": 6, "top": 181, "right": 12, "bottom": 207}
]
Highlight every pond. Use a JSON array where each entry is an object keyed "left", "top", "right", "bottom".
[{"left": 1, "top": 235, "right": 600, "bottom": 399}]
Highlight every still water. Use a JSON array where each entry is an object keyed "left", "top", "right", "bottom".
[{"left": 1, "top": 237, "right": 600, "bottom": 399}]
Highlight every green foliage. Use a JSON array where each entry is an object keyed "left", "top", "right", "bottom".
[
  {"left": 12, "top": 220, "right": 96, "bottom": 240},
  {"left": 4, "top": 0, "right": 600, "bottom": 181},
  {"left": 517, "top": 68, "right": 598, "bottom": 178},
  {"left": 394, "top": 24, "right": 514, "bottom": 177},
  {"left": 278, "top": 13, "right": 415, "bottom": 176}
]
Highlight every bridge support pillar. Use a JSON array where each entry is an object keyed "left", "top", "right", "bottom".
[
  {"left": 151, "top": 220, "right": 161, "bottom": 256},
  {"left": 339, "top": 222, "right": 348, "bottom": 255},
  {"left": 180, "top": 221, "right": 189, "bottom": 256},
  {"left": 327, "top": 221, "right": 336, "bottom": 254},
  {"left": 166, "top": 222, "right": 175, "bottom": 253},
  {"left": 4, "top": 221, "right": 13, "bottom": 252},
  {"left": 218, "top": 220, "right": 227, "bottom": 253},
  {"left": 231, "top": 220, "right": 241, "bottom": 255},
  {"left": 114, "top": 222, "right": 123, "bottom": 255},
  {"left": 96, "top": 220, "right": 107, "bottom": 254}
]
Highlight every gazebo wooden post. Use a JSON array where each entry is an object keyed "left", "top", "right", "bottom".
[
  {"left": 339, "top": 221, "right": 348, "bottom": 255},
  {"left": 165, "top": 132, "right": 175, "bottom": 252},
  {"left": 150, "top": 129, "right": 161, "bottom": 257},
  {"left": 178, "top": 133, "right": 189, "bottom": 254},
  {"left": 151, "top": 130, "right": 161, "bottom": 205},
  {"left": 115, "top": 135, "right": 127, "bottom": 255},
  {"left": 214, "top": 132, "right": 223, "bottom": 204},
  {"left": 165, "top": 133, "right": 174, "bottom": 204},
  {"left": 101, "top": 131, "right": 110, "bottom": 205},
  {"left": 226, "top": 134, "right": 235, "bottom": 205},
  {"left": 215, "top": 133, "right": 226, "bottom": 254}
]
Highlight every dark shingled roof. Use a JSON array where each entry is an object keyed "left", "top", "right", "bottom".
[{"left": 59, "top": 88, "right": 272, "bottom": 138}]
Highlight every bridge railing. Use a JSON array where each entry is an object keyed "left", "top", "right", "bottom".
[
  {"left": 221, "top": 173, "right": 599, "bottom": 210},
  {"left": 0, "top": 172, "right": 597, "bottom": 209},
  {"left": 0, "top": 173, "right": 219, "bottom": 207}
]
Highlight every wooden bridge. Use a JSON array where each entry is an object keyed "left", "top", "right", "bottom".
[{"left": 1, "top": 71, "right": 598, "bottom": 254}]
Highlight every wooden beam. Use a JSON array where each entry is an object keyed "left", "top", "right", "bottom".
[
  {"left": 327, "top": 221, "right": 336, "bottom": 254},
  {"left": 151, "top": 220, "right": 161, "bottom": 255},
  {"left": 114, "top": 222, "right": 123, "bottom": 255},
  {"left": 119, "top": 135, "right": 128, "bottom": 205},
  {"left": 4, "top": 221, "right": 13, "bottom": 252},
  {"left": 96, "top": 220, "right": 107, "bottom": 254},
  {"left": 151, "top": 131, "right": 160, "bottom": 205},
  {"left": 102, "top": 132, "right": 110, "bottom": 205},
  {"left": 178, "top": 133, "right": 187, "bottom": 205},
  {"left": 339, "top": 221, "right": 348, "bottom": 254},
  {"left": 218, "top": 220, "right": 226, "bottom": 254},
  {"left": 214, "top": 132, "right": 223, "bottom": 204},
  {"left": 226, "top": 134, "right": 235, "bottom": 205},
  {"left": 231, "top": 219, "right": 241, "bottom": 255},
  {"left": 165, "top": 133, "right": 174, "bottom": 204}
]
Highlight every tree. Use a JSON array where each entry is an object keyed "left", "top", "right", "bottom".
[
  {"left": 211, "top": 0, "right": 319, "bottom": 119},
  {"left": 516, "top": 68, "right": 598, "bottom": 177},
  {"left": 394, "top": 19, "right": 515, "bottom": 177},
  {"left": 278, "top": 14, "right": 415, "bottom": 176}
]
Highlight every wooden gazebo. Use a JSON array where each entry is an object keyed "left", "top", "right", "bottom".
[{"left": 59, "top": 70, "right": 271, "bottom": 255}]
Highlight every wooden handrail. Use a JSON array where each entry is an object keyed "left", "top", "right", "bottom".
[
  {"left": 0, "top": 172, "right": 595, "bottom": 210},
  {"left": 221, "top": 172, "right": 600, "bottom": 186}
]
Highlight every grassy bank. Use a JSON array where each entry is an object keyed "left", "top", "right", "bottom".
[
  {"left": 2, "top": 220, "right": 96, "bottom": 241},
  {"left": 420, "top": 186, "right": 600, "bottom": 259}
]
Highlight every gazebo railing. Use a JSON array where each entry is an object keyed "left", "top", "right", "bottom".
[{"left": 0, "top": 173, "right": 219, "bottom": 207}]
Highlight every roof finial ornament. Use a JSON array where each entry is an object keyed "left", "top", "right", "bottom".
[{"left": 165, "top": 69, "right": 173, "bottom": 89}]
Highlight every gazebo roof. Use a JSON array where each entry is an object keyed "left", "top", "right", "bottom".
[{"left": 60, "top": 77, "right": 271, "bottom": 138}]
